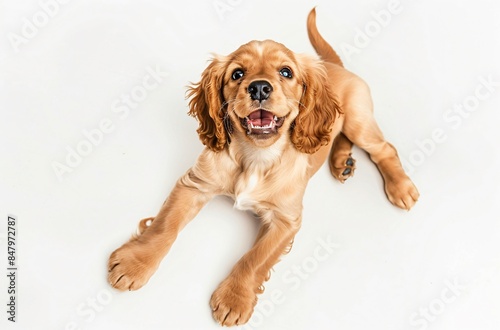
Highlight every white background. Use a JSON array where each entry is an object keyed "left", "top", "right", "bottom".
[{"left": 1, "top": 0, "right": 500, "bottom": 329}]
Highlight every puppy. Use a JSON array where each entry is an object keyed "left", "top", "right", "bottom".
[{"left": 108, "top": 8, "right": 419, "bottom": 326}]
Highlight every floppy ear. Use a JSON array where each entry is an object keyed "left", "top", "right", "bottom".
[
  {"left": 291, "top": 55, "right": 342, "bottom": 154},
  {"left": 187, "top": 56, "right": 228, "bottom": 152}
]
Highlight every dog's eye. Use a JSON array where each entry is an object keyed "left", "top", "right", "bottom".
[
  {"left": 279, "top": 67, "right": 293, "bottom": 79},
  {"left": 231, "top": 69, "right": 245, "bottom": 80}
]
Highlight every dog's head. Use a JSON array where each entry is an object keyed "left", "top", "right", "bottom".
[{"left": 187, "top": 40, "right": 341, "bottom": 153}]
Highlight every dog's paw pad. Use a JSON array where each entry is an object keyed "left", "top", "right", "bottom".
[{"left": 331, "top": 155, "right": 356, "bottom": 183}]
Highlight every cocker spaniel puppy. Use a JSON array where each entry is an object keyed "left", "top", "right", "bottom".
[{"left": 108, "top": 8, "right": 419, "bottom": 326}]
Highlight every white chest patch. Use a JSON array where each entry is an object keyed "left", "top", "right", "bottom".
[{"left": 234, "top": 174, "right": 259, "bottom": 211}]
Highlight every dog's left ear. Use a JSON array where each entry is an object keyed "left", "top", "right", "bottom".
[
  {"left": 187, "top": 55, "right": 228, "bottom": 152},
  {"left": 291, "top": 55, "right": 342, "bottom": 154}
]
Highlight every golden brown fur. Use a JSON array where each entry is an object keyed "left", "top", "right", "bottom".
[{"left": 108, "top": 8, "right": 419, "bottom": 326}]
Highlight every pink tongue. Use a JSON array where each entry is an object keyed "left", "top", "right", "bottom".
[{"left": 248, "top": 110, "right": 274, "bottom": 126}]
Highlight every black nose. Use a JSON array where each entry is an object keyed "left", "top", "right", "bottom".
[{"left": 248, "top": 80, "right": 273, "bottom": 101}]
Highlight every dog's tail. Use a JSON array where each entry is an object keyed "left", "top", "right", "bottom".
[{"left": 307, "top": 8, "right": 343, "bottom": 67}]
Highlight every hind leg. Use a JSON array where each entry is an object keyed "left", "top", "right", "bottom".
[
  {"left": 329, "top": 132, "right": 356, "bottom": 183},
  {"left": 341, "top": 78, "right": 419, "bottom": 210}
]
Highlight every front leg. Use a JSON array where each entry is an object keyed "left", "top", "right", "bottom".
[
  {"left": 108, "top": 169, "right": 213, "bottom": 291},
  {"left": 210, "top": 215, "right": 300, "bottom": 326}
]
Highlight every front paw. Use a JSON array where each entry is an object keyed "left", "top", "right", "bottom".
[
  {"left": 210, "top": 278, "right": 257, "bottom": 326},
  {"left": 108, "top": 241, "right": 159, "bottom": 291}
]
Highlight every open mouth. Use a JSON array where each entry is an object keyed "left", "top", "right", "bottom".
[{"left": 239, "top": 109, "right": 286, "bottom": 136}]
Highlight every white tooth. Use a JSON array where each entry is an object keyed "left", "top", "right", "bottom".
[
  {"left": 250, "top": 122, "right": 254, "bottom": 128},
  {"left": 273, "top": 116, "right": 278, "bottom": 121}
]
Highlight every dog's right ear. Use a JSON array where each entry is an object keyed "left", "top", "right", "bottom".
[{"left": 187, "top": 55, "right": 228, "bottom": 152}]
